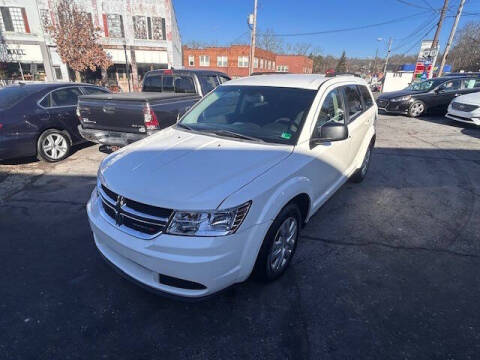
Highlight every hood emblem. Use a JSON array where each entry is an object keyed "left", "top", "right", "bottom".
[{"left": 115, "top": 196, "right": 125, "bottom": 225}]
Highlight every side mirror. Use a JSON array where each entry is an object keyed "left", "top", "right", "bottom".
[{"left": 310, "top": 122, "right": 348, "bottom": 147}]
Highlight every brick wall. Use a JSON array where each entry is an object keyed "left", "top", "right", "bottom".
[
  {"left": 183, "top": 45, "right": 277, "bottom": 78},
  {"left": 275, "top": 55, "right": 313, "bottom": 74}
]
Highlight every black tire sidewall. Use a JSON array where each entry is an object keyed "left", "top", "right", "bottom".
[
  {"left": 37, "top": 129, "right": 71, "bottom": 162},
  {"left": 252, "top": 202, "right": 302, "bottom": 282},
  {"left": 351, "top": 142, "right": 373, "bottom": 183}
]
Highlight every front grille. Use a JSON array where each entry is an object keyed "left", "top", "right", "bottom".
[
  {"left": 451, "top": 102, "right": 479, "bottom": 112},
  {"left": 98, "top": 184, "right": 173, "bottom": 239}
]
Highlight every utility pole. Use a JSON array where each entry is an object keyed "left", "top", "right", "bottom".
[
  {"left": 438, "top": 0, "right": 466, "bottom": 76},
  {"left": 427, "top": 0, "right": 449, "bottom": 78},
  {"left": 249, "top": 0, "right": 258, "bottom": 75},
  {"left": 373, "top": 47, "right": 378, "bottom": 75},
  {"left": 432, "top": 0, "right": 449, "bottom": 50},
  {"left": 382, "top": 38, "right": 392, "bottom": 75}
]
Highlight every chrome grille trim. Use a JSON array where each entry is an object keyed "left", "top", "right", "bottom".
[
  {"left": 97, "top": 184, "right": 173, "bottom": 240},
  {"left": 451, "top": 102, "right": 478, "bottom": 112}
]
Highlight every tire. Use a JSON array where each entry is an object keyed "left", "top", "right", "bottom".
[
  {"left": 252, "top": 202, "right": 302, "bottom": 282},
  {"left": 350, "top": 142, "right": 373, "bottom": 183},
  {"left": 408, "top": 100, "right": 425, "bottom": 117},
  {"left": 37, "top": 129, "right": 71, "bottom": 162}
]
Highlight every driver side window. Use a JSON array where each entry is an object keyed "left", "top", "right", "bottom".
[
  {"left": 315, "top": 88, "right": 345, "bottom": 131},
  {"left": 438, "top": 80, "right": 461, "bottom": 92}
]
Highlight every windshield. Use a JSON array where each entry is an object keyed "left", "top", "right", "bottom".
[
  {"left": 406, "top": 80, "right": 436, "bottom": 91},
  {"left": 178, "top": 85, "right": 316, "bottom": 145},
  {"left": 0, "top": 86, "right": 38, "bottom": 109}
]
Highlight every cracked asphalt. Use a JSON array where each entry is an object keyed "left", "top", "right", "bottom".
[{"left": 1, "top": 114, "right": 479, "bottom": 359}]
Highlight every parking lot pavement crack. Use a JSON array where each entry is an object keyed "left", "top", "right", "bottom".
[{"left": 300, "top": 235, "right": 480, "bottom": 259}]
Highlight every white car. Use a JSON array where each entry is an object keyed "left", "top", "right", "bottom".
[
  {"left": 87, "top": 74, "right": 377, "bottom": 299},
  {"left": 446, "top": 92, "right": 480, "bottom": 126}
]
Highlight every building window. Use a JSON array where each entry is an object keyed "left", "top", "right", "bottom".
[
  {"left": 277, "top": 65, "right": 288, "bottom": 72},
  {"left": 133, "top": 16, "right": 165, "bottom": 40},
  {"left": 254, "top": 57, "right": 258, "bottom": 68},
  {"left": 106, "top": 14, "right": 124, "bottom": 38},
  {"left": 151, "top": 17, "right": 166, "bottom": 40},
  {"left": 53, "top": 66, "right": 63, "bottom": 80},
  {"left": 199, "top": 55, "right": 210, "bottom": 66},
  {"left": 260, "top": 59, "right": 264, "bottom": 69},
  {"left": 188, "top": 55, "right": 195, "bottom": 66},
  {"left": 0, "top": 7, "right": 29, "bottom": 33},
  {"left": 238, "top": 56, "right": 249, "bottom": 68},
  {"left": 217, "top": 56, "right": 227, "bottom": 67},
  {"left": 39, "top": 9, "right": 51, "bottom": 33},
  {"left": 133, "top": 15, "right": 147, "bottom": 39}
]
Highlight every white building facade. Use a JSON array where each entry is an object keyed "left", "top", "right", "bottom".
[{"left": 0, "top": 0, "right": 182, "bottom": 90}]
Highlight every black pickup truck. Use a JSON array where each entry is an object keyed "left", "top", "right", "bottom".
[{"left": 77, "top": 69, "right": 230, "bottom": 147}]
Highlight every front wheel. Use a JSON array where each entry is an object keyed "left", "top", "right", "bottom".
[
  {"left": 408, "top": 100, "right": 425, "bottom": 117},
  {"left": 252, "top": 203, "right": 301, "bottom": 282},
  {"left": 351, "top": 142, "right": 373, "bottom": 183},
  {"left": 37, "top": 129, "right": 71, "bottom": 162}
]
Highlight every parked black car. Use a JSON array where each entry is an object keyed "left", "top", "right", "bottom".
[
  {"left": 77, "top": 69, "right": 230, "bottom": 147},
  {"left": 376, "top": 76, "right": 480, "bottom": 117},
  {"left": 0, "top": 82, "right": 110, "bottom": 162}
]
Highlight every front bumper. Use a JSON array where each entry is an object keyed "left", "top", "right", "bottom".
[
  {"left": 376, "top": 98, "right": 411, "bottom": 114},
  {"left": 446, "top": 107, "right": 480, "bottom": 126},
  {"left": 78, "top": 125, "right": 149, "bottom": 146},
  {"left": 87, "top": 189, "right": 271, "bottom": 299}
]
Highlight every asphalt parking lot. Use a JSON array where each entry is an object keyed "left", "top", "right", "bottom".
[{"left": 1, "top": 114, "right": 480, "bottom": 359}]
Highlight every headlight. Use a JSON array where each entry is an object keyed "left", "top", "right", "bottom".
[
  {"left": 166, "top": 201, "right": 251, "bottom": 236},
  {"left": 390, "top": 95, "right": 412, "bottom": 102}
]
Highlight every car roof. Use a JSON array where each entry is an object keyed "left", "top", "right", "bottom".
[
  {"left": 145, "top": 69, "right": 229, "bottom": 77},
  {"left": 2, "top": 82, "right": 100, "bottom": 92},
  {"left": 223, "top": 74, "right": 363, "bottom": 90}
]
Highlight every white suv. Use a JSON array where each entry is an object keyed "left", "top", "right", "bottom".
[{"left": 87, "top": 74, "right": 377, "bottom": 299}]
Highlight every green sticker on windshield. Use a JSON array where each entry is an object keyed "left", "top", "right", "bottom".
[{"left": 281, "top": 132, "right": 292, "bottom": 140}]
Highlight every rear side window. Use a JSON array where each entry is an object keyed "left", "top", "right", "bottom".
[
  {"left": 82, "top": 87, "right": 110, "bottom": 95},
  {"left": 358, "top": 85, "right": 374, "bottom": 108},
  {"left": 42, "top": 87, "right": 83, "bottom": 107},
  {"left": 438, "top": 79, "right": 461, "bottom": 92},
  {"left": 343, "top": 85, "right": 363, "bottom": 121},
  {"left": 463, "top": 78, "right": 480, "bottom": 89},
  {"left": 198, "top": 75, "right": 220, "bottom": 94}
]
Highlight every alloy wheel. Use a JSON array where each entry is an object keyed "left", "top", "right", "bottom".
[
  {"left": 268, "top": 216, "right": 298, "bottom": 273},
  {"left": 411, "top": 102, "right": 424, "bottom": 117},
  {"left": 42, "top": 133, "right": 68, "bottom": 160}
]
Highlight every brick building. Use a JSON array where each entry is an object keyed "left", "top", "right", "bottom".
[
  {"left": 183, "top": 45, "right": 277, "bottom": 78},
  {"left": 275, "top": 55, "right": 313, "bottom": 74}
]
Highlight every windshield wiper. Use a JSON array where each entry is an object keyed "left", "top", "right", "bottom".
[{"left": 206, "top": 129, "right": 265, "bottom": 143}]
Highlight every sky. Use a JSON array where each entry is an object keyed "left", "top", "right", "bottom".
[{"left": 173, "top": 0, "right": 480, "bottom": 58}]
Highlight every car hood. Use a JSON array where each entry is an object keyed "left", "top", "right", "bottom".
[
  {"left": 99, "top": 127, "right": 293, "bottom": 210},
  {"left": 378, "top": 89, "right": 418, "bottom": 100},
  {"left": 453, "top": 92, "right": 480, "bottom": 105}
]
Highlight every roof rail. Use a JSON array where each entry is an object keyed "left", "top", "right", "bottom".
[{"left": 325, "top": 72, "right": 360, "bottom": 78}]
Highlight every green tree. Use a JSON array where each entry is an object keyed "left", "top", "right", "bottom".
[{"left": 335, "top": 51, "right": 348, "bottom": 73}]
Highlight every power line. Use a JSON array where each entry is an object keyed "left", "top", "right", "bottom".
[
  {"left": 395, "top": 0, "right": 434, "bottom": 10},
  {"left": 399, "top": 21, "right": 438, "bottom": 55},
  {"left": 257, "top": 10, "right": 431, "bottom": 37},
  {"left": 391, "top": 15, "right": 439, "bottom": 51}
]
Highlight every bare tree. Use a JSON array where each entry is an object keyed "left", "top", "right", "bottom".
[
  {"left": 449, "top": 22, "right": 480, "bottom": 71},
  {"left": 47, "top": 0, "right": 111, "bottom": 82},
  {"left": 256, "top": 28, "right": 284, "bottom": 53},
  {"left": 283, "top": 42, "right": 312, "bottom": 55}
]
